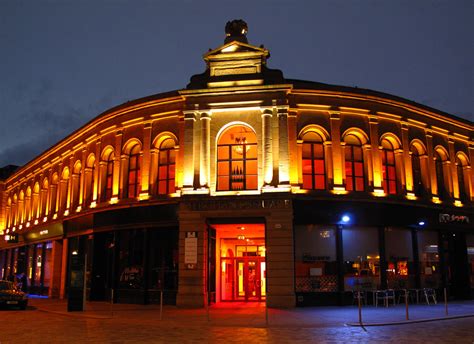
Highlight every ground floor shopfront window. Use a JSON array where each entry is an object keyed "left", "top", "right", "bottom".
[
  {"left": 295, "top": 225, "right": 337, "bottom": 293},
  {"left": 28, "top": 242, "right": 52, "bottom": 295},
  {"left": 418, "top": 231, "right": 441, "bottom": 288},
  {"left": 343, "top": 227, "right": 380, "bottom": 291},
  {"left": 467, "top": 234, "right": 474, "bottom": 292},
  {"left": 385, "top": 228, "right": 415, "bottom": 289},
  {"left": 0, "top": 242, "right": 51, "bottom": 295},
  {"left": 294, "top": 224, "right": 462, "bottom": 305},
  {"left": 68, "top": 227, "right": 179, "bottom": 305}
]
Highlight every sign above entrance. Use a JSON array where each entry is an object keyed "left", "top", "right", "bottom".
[
  {"left": 185, "top": 198, "right": 291, "bottom": 211},
  {"left": 439, "top": 213, "right": 470, "bottom": 224},
  {"left": 185, "top": 231, "right": 198, "bottom": 269}
]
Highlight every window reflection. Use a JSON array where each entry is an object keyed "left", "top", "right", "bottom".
[
  {"left": 385, "top": 228, "right": 415, "bottom": 289},
  {"left": 343, "top": 227, "right": 380, "bottom": 291},
  {"left": 418, "top": 231, "right": 440, "bottom": 288},
  {"left": 295, "top": 225, "right": 337, "bottom": 292}
]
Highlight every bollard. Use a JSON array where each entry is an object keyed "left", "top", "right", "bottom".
[
  {"left": 444, "top": 288, "right": 448, "bottom": 316},
  {"left": 265, "top": 298, "right": 269, "bottom": 326},
  {"left": 159, "top": 290, "right": 163, "bottom": 320},
  {"left": 405, "top": 289, "right": 409, "bottom": 320},
  {"left": 205, "top": 292, "right": 210, "bottom": 322},
  {"left": 357, "top": 291, "right": 362, "bottom": 325},
  {"left": 110, "top": 288, "right": 114, "bottom": 318}
]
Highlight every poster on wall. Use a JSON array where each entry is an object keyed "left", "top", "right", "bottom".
[{"left": 185, "top": 231, "right": 198, "bottom": 269}]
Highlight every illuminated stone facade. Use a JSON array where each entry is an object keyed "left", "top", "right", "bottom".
[{"left": 0, "top": 21, "right": 472, "bottom": 307}]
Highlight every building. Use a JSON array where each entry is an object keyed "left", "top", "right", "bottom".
[{"left": 0, "top": 20, "right": 472, "bottom": 308}]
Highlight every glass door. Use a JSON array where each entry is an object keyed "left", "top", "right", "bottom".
[{"left": 236, "top": 258, "right": 265, "bottom": 301}]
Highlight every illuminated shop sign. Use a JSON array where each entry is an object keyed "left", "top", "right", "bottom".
[
  {"left": 439, "top": 213, "right": 470, "bottom": 224},
  {"left": 5, "top": 233, "right": 19, "bottom": 243}
]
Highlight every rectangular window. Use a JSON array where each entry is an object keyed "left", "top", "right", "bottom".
[
  {"left": 418, "top": 231, "right": 440, "bottom": 288},
  {"left": 295, "top": 225, "right": 338, "bottom": 293},
  {"left": 467, "top": 234, "right": 474, "bottom": 291},
  {"left": 385, "top": 228, "right": 414, "bottom": 289},
  {"left": 343, "top": 227, "right": 380, "bottom": 291}
]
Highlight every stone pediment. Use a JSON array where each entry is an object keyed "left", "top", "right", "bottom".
[
  {"left": 204, "top": 41, "right": 269, "bottom": 79},
  {"left": 186, "top": 20, "right": 284, "bottom": 89}
]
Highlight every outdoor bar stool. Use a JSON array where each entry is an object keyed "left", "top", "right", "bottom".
[
  {"left": 396, "top": 289, "right": 408, "bottom": 304},
  {"left": 408, "top": 288, "right": 422, "bottom": 303},
  {"left": 386, "top": 289, "right": 396, "bottom": 306},
  {"left": 423, "top": 288, "right": 437, "bottom": 305},
  {"left": 352, "top": 290, "right": 366, "bottom": 305},
  {"left": 375, "top": 290, "right": 387, "bottom": 307}
]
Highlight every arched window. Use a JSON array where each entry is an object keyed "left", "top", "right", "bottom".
[
  {"left": 126, "top": 144, "right": 141, "bottom": 198},
  {"left": 157, "top": 138, "right": 176, "bottom": 195},
  {"left": 41, "top": 178, "right": 49, "bottom": 217},
  {"left": 381, "top": 139, "right": 397, "bottom": 195},
  {"left": 59, "top": 167, "right": 70, "bottom": 212},
  {"left": 217, "top": 125, "right": 257, "bottom": 191},
  {"left": 50, "top": 173, "right": 59, "bottom": 215},
  {"left": 84, "top": 154, "right": 95, "bottom": 204},
  {"left": 455, "top": 153, "right": 470, "bottom": 202},
  {"left": 25, "top": 187, "right": 32, "bottom": 222},
  {"left": 6, "top": 197, "right": 12, "bottom": 228},
  {"left": 71, "top": 161, "right": 82, "bottom": 210},
  {"left": 344, "top": 134, "right": 365, "bottom": 192},
  {"left": 32, "top": 182, "right": 40, "bottom": 219},
  {"left": 302, "top": 131, "right": 326, "bottom": 190},
  {"left": 410, "top": 142, "right": 426, "bottom": 196},
  {"left": 12, "top": 194, "right": 18, "bottom": 226},
  {"left": 434, "top": 149, "right": 449, "bottom": 199},
  {"left": 18, "top": 190, "right": 25, "bottom": 224},
  {"left": 101, "top": 150, "right": 114, "bottom": 202}
]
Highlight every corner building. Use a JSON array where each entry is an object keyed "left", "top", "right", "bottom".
[{"left": 1, "top": 22, "right": 473, "bottom": 308}]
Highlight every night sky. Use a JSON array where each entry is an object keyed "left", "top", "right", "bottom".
[{"left": 0, "top": 1, "right": 472, "bottom": 168}]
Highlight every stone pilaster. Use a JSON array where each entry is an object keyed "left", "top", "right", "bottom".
[
  {"left": 262, "top": 109, "right": 273, "bottom": 185},
  {"left": 199, "top": 112, "right": 211, "bottom": 188}
]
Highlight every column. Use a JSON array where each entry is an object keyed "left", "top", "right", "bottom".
[
  {"left": 25, "top": 193, "right": 31, "bottom": 222},
  {"left": 183, "top": 112, "right": 196, "bottom": 189},
  {"left": 59, "top": 238, "right": 68, "bottom": 299},
  {"left": 425, "top": 130, "right": 437, "bottom": 196},
  {"left": 78, "top": 146, "right": 87, "bottom": 209},
  {"left": 278, "top": 108, "right": 290, "bottom": 185},
  {"left": 45, "top": 168, "right": 53, "bottom": 217},
  {"left": 369, "top": 116, "right": 382, "bottom": 191},
  {"left": 324, "top": 142, "right": 334, "bottom": 188},
  {"left": 394, "top": 148, "right": 406, "bottom": 193},
  {"left": 176, "top": 203, "right": 207, "bottom": 308},
  {"left": 113, "top": 130, "right": 123, "bottom": 198},
  {"left": 93, "top": 139, "right": 101, "bottom": 204},
  {"left": 265, "top": 204, "right": 296, "bottom": 307},
  {"left": 262, "top": 109, "right": 273, "bottom": 185},
  {"left": 363, "top": 144, "right": 373, "bottom": 188},
  {"left": 287, "top": 110, "right": 298, "bottom": 185},
  {"left": 448, "top": 139, "right": 459, "bottom": 199},
  {"left": 401, "top": 123, "right": 413, "bottom": 193},
  {"left": 330, "top": 111, "right": 343, "bottom": 188},
  {"left": 66, "top": 157, "right": 74, "bottom": 212},
  {"left": 49, "top": 240, "right": 63, "bottom": 298},
  {"left": 199, "top": 112, "right": 211, "bottom": 188},
  {"left": 140, "top": 122, "right": 152, "bottom": 196},
  {"left": 54, "top": 163, "right": 62, "bottom": 215}
]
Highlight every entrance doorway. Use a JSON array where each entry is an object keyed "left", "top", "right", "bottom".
[
  {"left": 441, "top": 231, "right": 470, "bottom": 299},
  {"left": 209, "top": 222, "right": 266, "bottom": 302}
]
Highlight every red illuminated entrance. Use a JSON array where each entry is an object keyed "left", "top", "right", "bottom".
[{"left": 210, "top": 223, "right": 266, "bottom": 302}]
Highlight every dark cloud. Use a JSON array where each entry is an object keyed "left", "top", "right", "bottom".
[
  {"left": 0, "top": 132, "right": 66, "bottom": 167},
  {"left": 0, "top": 1, "right": 472, "bottom": 167}
]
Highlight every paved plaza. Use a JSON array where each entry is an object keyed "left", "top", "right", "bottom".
[{"left": 0, "top": 299, "right": 473, "bottom": 343}]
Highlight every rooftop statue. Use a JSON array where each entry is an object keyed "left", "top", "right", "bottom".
[{"left": 224, "top": 19, "right": 248, "bottom": 44}]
